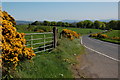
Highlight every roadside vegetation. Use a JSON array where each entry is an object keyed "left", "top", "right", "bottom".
[
  {"left": 12, "top": 38, "right": 84, "bottom": 78},
  {"left": 89, "top": 30, "right": 120, "bottom": 44},
  {"left": 1, "top": 11, "right": 35, "bottom": 79},
  {"left": 12, "top": 28, "right": 84, "bottom": 78}
]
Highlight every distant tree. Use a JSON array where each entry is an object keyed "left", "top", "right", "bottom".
[
  {"left": 43, "top": 20, "right": 51, "bottom": 26},
  {"left": 83, "top": 20, "right": 93, "bottom": 28},
  {"left": 69, "top": 23, "right": 75, "bottom": 27},
  {"left": 117, "top": 20, "right": 120, "bottom": 30},
  {"left": 57, "top": 22, "right": 63, "bottom": 26},
  {"left": 99, "top": 23, "right": 106, "bottom": 30},
  {"left": 77, "top": 21, "right": 84, "bottom": 28},
  {"left": 50, "top": 21, "right": 57, "bottom": 26},
  {"left": 64, "top": 22, "right": 70, "bottom": 27},
  {"left": 107, "top": 20, "right": 118, "bottom": 30},
  {"left": 62, "top": 22, "right": 65, "bottom": 27},
  {"left": 94, "top": 20, "right": 102, "bottom": 29},
  {"left": 31, "top": 21, "right": 41, "bottom": 25}
]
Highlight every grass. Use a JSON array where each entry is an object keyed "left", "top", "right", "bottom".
[
  {"left": 103, "top": 30, "right": 120, "bottom": 37},
  {"left": 57, "top": 27, "right": 103, "bottom": 35},
  {"left": 16, "top": 24, "right": 103, "bottom": 35},
  {"left": 13, "top": 38, "right": 84, "bottom": 78},
  {"left": 91, "top": 30, "right": 120, "bottom": 44},
  {"left": 15, "top": 25, "right": 53, "bottom": 33}
]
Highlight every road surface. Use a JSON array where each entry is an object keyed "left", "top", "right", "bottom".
[{"left": 79, "top": 35, "right": 119, "bottom": 78}]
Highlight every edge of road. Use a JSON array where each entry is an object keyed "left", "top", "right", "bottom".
[{"left": 80, "top": 36, "right": 120, "bottom": 62}]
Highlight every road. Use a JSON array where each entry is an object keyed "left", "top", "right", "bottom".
[{"left": 79, "top": 35, "right": 119, "bottom": 78}]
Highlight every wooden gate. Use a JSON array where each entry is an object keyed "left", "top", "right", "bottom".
[{"left": 25, "top": 27, "right": 57, "bottom": 53}]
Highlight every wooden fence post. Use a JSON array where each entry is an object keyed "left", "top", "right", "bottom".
[
  {"left": 30, "top": 34, "right": 33, "bottom": 47},
  {"left": 44, "top": 33, "right": 46, "bottom": 51},
  {"left": 53, "top": 27, "right": 57, "bottom": 48}
]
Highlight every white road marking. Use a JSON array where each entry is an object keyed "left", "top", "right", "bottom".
[{"left": 81, "top": 37, "right": 120, "bottom": 62}]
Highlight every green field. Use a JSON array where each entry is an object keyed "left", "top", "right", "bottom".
[
  {"left": 16, "top": 25, "right": 103, "bottom": 35},
  {"left": 57, "top": 27, "right": 103, "bottom": 35}
]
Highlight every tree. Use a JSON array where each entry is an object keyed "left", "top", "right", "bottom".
[
  {"left": 31, "top": 21, "right": 40, "bottom": 25},
  {"left": 94, "top": 20, "right": 102, "bottom": 29},
  {"left": 64, "top": 22, "right": 69, "bottom": 27},
  {"left": 83, "top": 20, "right": 93, "bottom": 28},
  {"left": 43, "top": 20, "right": 50, "bottom": 26},
  {"left": 117, "top": 20, "right": 120, "bottom": 30},
  {"left": 57, "top": 22, "right": 63, "bottom": 26},
  {"left": 50, "top": 21, "right": 57, "bottom": 26},
  {"left": 99, "top": 23, "right": 106, "bottom": 30},
  {"left": 76, "top": 21, "right": 84, "bottom": 28},
  {"left": 107, "top": 20, "right": 118, "bottom": 30}
]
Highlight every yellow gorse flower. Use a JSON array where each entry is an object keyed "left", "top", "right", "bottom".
[
  {"left": 61, "top": 29, "right": 80, "bottom": 40},
  {"left": 1, "top": 10, "right": 36, "bottom": 69}
]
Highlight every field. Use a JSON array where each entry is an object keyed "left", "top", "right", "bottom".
[
  {"left": 16, "top": 25, "right": 103, "bottom": 35},
  {"left": 57, "top": 27, "right": 103, "bottom": 35}
]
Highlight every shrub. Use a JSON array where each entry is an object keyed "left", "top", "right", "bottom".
[
  {"left": 89, "top": 33, "right": 108, "bottom": 39},
  {"left": 111, "top": 37, "right": 120, "bottom": 40},
  {"left": 35, "top": 29, "right": 44, "bottom": 33},
  {"left": 89, "top": 33, "right": 98, "bottom": 37},
  {"left": 61, "top": 29, "right": 80, "bottom": 40},
  {"left": 99, "top": 34, "right": 108, "bottom": 38},
  {"left": 1, "top": 11, "right": 35, "bottom": 78}
]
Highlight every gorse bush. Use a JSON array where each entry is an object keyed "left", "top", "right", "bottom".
[
  {"left": 89, "top": 33, "right": 108, "bottom": 38},
  {"left": 111, "top": 37, "right": 120, "bottom": 40},
  {"left": 99, "top": 34, "right": 108, "bottom": 38},
  {"left": 1, "top": 11, "right": 35, "bottom": 78},
  {"left": 61, "top": 29, "right": 80, "bottom": 40},
  {"left": 89, "top": 31, "right": 120, "bottom": 41}
]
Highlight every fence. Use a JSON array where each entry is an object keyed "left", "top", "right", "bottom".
[{"left": 25, "top": 27, "right": 58, "bottom": 54}]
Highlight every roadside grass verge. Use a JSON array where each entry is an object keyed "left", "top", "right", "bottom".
[
  {"left": 103, "top": 30, "right": 119, "bottom": 37},
  {"left": 13, "top": 38, "right": 84, "bottom": 78},
  {"left": 91, "top": 30, "right": 120, "bottom": 44},
  {"left": 92, "top": 37, "right": 120, "bottom": 44}
]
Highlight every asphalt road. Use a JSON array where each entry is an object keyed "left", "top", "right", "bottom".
[{"left": 79, "top": 35, "right": 119, "bottom": 78}]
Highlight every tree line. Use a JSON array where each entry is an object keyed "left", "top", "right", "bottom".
[{"left": 30, "top": 20, "right": 120, "bottom": 30}]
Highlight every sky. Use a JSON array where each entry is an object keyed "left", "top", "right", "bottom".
[
  {"left": 1, "top": 0, "right": 119, "bottom": 2},
  {"left": 2, "top": 2, "right": 118, "bottom": 21}
]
